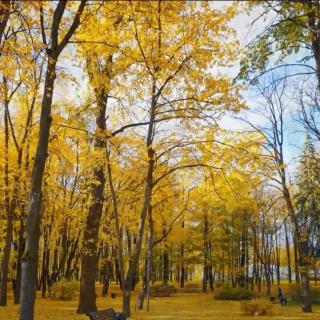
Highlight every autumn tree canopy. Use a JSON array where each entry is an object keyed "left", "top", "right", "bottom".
[{"left": 0, "top": 1, "right": 319, "bottom": 320}]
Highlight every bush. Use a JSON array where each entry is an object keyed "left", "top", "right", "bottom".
[
  {"left": 311, "top": 287, "right": 320, "bottom": 303},
  {"left": 50, "top": 279, "right": 79, "bottom": 301},
  {"left": 185, "top": 283, "right": 200, "bottom": 289},
  {"left": 288, "top": 284, "right": 320, "bottom": 303},
  {"left": 241, "top": 300, "right": 273, "bottom": 316},
  {"left": 214, "top": 286, "right": 254, "bottom": 300},
  {"left": 182, "top": 283, "right": 201, "bottom": 293},
  {"left": 150, "top": 283, "right": 177, "bottom": 297},
  {"left": 214, "top": 280, "right": 230, "bottom": 288},
  {"left": 288, "top": 284, "right": 301, "bottom": 302}
]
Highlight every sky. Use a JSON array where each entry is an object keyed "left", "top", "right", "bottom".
[{"left": 213, "top": 1, "right": 309, "bottom": 172}]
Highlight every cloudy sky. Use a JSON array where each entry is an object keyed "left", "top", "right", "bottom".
[{"left": 215, "top": 1, "right": 308, "bottom": 170}]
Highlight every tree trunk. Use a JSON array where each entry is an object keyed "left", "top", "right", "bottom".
[
  {"left": 106, "top": 145, "right": 125, "bottom": 287},
  {"left": 102, "top": 260, "right": 110, "bottom": 297},
  {"left": 14, "top": 213, "right": 25, "bottom": 304},
  {"left": 314, "top": 259, "right": 317, "bottom": 286},
  {"left": 122, "top": 87, "right": 156, "bottom": 317},
  {"left": 40, "top": 227, "right": 49, "bottom": 298},
  {"left": 162, "top": 246, "right": 169, "bottom": 284},
  {"left": 14, "top": 107, "right": 34, "bottom": 305},
  {"left": 293, "top": 236, "right": 300, "bottom": 283},
  {"left": 202, "top": 213, "right": 208, "bottom": 293},
  {"left": 208, "top": 266, "right": 214, "bottom": 292},
  {"left": 281, "top": 173, "right": 311, "bottom": 312},
  {"left": 284, "top": 219, "right": 292, "bottom": 283},
  {"left": 180, "top": 244, "right": 185, "bottom": 288},
  {"left": 137, "top": 254, "right": 148, "bottom": 310},
  {"left": 264, "top": 264, "right": 271, "bottom": 296},
  {"left": 306, "top": 2, "right": 320, "bottom": 92},
  {"left": 50, "top": 239, "right": 60, "bottom": 285},
  {"left": 20, "top": 3, "right": 86, "bottom": 317},
  {"left": 299, "top": 240, "right": 312, "bottom": 312},
  {"left": 239, "top": 229, "right": 246, "bottom": 288},
  {"left": 275, "top": 234, "right": 280, "bottom": 286},
  {"left": 115, "top": 259, "right": 123, "bottom": 290},
  {"left": 0, "top": 0, "right": 10, "bottom": 46},
  {"left": 0, "top": 90, "right": 12, "bottom": 306},
  {"left": 77, "top": 92, "right": 107, "bottom": 314},
  {"left": 65, "top": 237, "right": 79, "bottom": 280},
  {"left": 20, "top": 56, "right": 57, "bottom": 320}
]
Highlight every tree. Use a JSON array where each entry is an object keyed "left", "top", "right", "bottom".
[
  {"left": 0, "top": 0, "right": 10, "bottom": 46},
  {"left": 117, "top": 1, "right": 241, "bottom": 315},
  {"left": 75, "top": 4, "right": 130, "bottom": 312},
  {"left": 240, "top": 1, "right": 320, "bottom": 86},
  {"left": 242, "top": 77, "right": 313, "bottom": 312},
  {"left": 295, "top": 135, "right": 320, "bottom": 288},
  {"left": 20, "top": 2, "right": 86, "bottom": 319},
  {"left": 240, "top": 1, "right": 320, "bottom": 143}
]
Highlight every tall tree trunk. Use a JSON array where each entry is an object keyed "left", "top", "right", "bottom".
[
  {"left": 20, "top": 3, "right": 86, "bottom": 318},
  {"left": 102, "top": 258, "right": 110, "bottom": 297},
  {"left": 77, "top": 93, "right": 107, "bottom": 314},
  {"left": 180, "top": 219, "right": 185, "bottom": 288},
  {"left": 0, "top": 87, "right": 12, "bottom": 306},
  {"left": 106, "top": 145, "right": 125, "bottom": 286},
  {"left": 239, "top": 228, "right": 246, "bottom": 288},
  {"left": 137, "top": 206, "right": 153, "bottom": 311},
  {"left": 180, "top": 244, "right": 185, "bottom": 288},
  {"left": 77, "top": 50, "right": 112, "bottom": 314},
  {"left": 252, "top": 249, "right": 256, "bottom": 291},
  {"left": 0, "top": 0, "right": 10, "bottom": 46},
  {"left": 20, "top": 55, "right": 57, "bottom": 320},
  {"left": 208, "top": 266, "right": 214, "bottom": 292},
  {"left": 264, "top": 263, "right": 271, "bottom": 296},
  {"left": 14, "top": 213, "right": 25, "bottom": 304},
  {"left": 275, "top": 233, "right": 281, "bottom": 286},
  {"left": 293, "top": 236, "right": 300, "bottom": 283},
  {"left": 65, "top": 237, "right": 79, "bottom": 280},
  {"left": 300, "top": 240, "right": 312, "bottom": 312},
  {"left": 162, "top": 245, "right": 169, "bottom": 284},
  {"left": 40, "top": 226, "right": 49, "bottom": 298},
  {"left": 14, "top": 103, "right": 36, "bottom": 304},
  {"left": 122, "top": 82, "right": 156, "bottom": 317},
  {"left": 137, "top": 249, "right": 148, "bottom": 310},
  {"left": 115, "top": 259, "right": 123, "bottom": 290},
  {"left": 284, "top": 219, "right": 292, "bottom": 283},
  {"left": 314, "top": 259, "right": 317, "bottom": 286},
  {"left": 305, "top": 1, "right": 320, "bottom": 92},
  {"left": 282, "top": 178, "right": 312, "bottom": 312},
  {"left": 202, "top": 213, "right": 208, "bottom": 293}
]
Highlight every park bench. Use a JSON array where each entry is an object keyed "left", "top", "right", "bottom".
[{"left": 86, "top": 308, "right": 127, "bottom": 320}]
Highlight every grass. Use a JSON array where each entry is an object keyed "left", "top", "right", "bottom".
[{"left": 1, "top": 284, "right": 320, "bottom": 320}]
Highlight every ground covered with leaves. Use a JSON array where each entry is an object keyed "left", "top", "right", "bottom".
[{"left": 1, "top": 285, "right": 320, "bottom": 320}]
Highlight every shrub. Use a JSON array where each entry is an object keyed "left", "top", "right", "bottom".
[
  {"left": 185, "top": 283, "right": 200, "bottom": 289},
  {"left": 214, "top": 286, "right": 254, "bottom": 300},
  {"left": 150, "top": 283, "right": 177, "bottom": 297},
  {"left": 288, "top": 284, "right": 320, "bottom": 303},
  {"left": 182, "top": 283, "right": 201, "bottom": 293},
  {"left": 241, "top": 300, "right": 273, "bottom": 316},
  {"left": 50, "top": 279, "right": 79, "bottom": 301},
  {"left": 311, "top": 287, "right": 320, "bottom": 303},
  {"left": 288, "top": 284, "right": 301, "bottom": 302},
  {"left": 214, "top": 280, "right": 230, "bottom": 288}
]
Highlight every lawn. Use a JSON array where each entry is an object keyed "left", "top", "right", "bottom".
[{"left": 1, "top": 284, "right": 320, "bottom": 320}]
